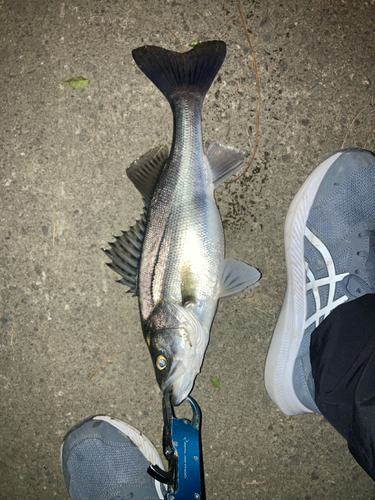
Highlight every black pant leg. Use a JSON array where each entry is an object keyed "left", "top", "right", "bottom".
[{"left": 310, "top": 294, "right": 375, "bottom": 480}]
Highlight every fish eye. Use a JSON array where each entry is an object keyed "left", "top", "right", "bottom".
[{"left": 156, "top": 355, "right": 167, "bottom": 370}]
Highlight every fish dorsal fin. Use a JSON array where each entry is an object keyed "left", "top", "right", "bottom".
[
  {"left": 127, "top": 145, "right": 169, "bottom": 204},
  {"left": 205, "top": 140, "right": 246, "bottom": 188},
  {"left": 103, "top": 208, "right": 147, "bottom": 296},
  {"left": 218, "top": 258, "right": 261, "bottom": 298}
]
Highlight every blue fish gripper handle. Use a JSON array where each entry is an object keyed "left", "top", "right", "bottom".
[{"left": 148, "top": 390, "right": 205, "bottom": 500}]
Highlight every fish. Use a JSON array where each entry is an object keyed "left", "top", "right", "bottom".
[{"left": 104, "top": 41, "right": 261, "bottom": 405}]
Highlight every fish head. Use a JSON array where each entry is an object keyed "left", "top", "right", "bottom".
[{"left": 144, "top": 301, "right": 208, "bottom": 405}]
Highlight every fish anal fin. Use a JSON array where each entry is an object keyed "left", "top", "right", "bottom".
[
  {"left": 104, "top": 207, "right": 148, "bottom": 295},
  {"left": 205, "top": 140, "right": 246, "bottom": 188},
  {"left": 127, "top": 146, "right": 169, "bottom": 204},
  {"left": 218, "top": 258, "right": 261, "bottom": 298}
]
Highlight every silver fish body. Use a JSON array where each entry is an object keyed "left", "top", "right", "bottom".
[
  {"left": 105, "top": 42, "right": 260, "bottom": 404},
  {"left": 140, "top": 95, "right": 222, "bottom": 402}
]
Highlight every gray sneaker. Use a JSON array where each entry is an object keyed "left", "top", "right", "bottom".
[
  {"left": 61, "top": 415, "right": 166, "bottom": 500},
  {"left": 265, "top": 148, "right": 375, "bottom": 415}
]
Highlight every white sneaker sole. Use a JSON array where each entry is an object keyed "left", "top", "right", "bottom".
[{"left": 264, "top": 151, "right": 342, "bottom": 415}]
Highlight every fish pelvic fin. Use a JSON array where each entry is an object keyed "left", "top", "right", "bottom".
[
  {"left": 103, "top": 208, "right": 147, "bottom": 295},
  {"left": 127, "top": 145, "right": 169, "bottom": 204},
  {"left": 218, "top": 258, "right": 261, "bottom": 298},
  {"left": 205, "top": 140, "right": 247, "bottom": 188},
  {"left": 132, "top": 41, "right": 226, "bottom": 106}
]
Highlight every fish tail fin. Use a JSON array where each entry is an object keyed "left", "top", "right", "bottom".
[{"left": 132, "top": 41, "right": 226, "bottom": 105}]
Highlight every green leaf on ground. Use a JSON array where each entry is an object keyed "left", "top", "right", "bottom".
[
  {"left": 62, "top": 76, "right": 89, "bottom": 89},
  {"left": 210, "top": 376, "right": 221, "bottom": 389},
  {"left": 189, "top": 39, "right": 202, "bottom": 48}
]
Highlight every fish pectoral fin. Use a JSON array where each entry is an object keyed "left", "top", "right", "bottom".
[
  {"left": 127, "top": 145, "right": 169, "bottom": 204},
  {"left": 218, "top": 258, "right": 261, "bottom": 298},
  {"left": 205, "top": 140, "right": 246, "bottom": 188},
  {"left": 103, "top": 208, "right": 148, "bottom": 295}
]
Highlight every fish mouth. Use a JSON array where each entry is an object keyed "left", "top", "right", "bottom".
[
  {"left": 160, "top": 360, "right": 192, "bottom": 405},
  {"left": 171, "top": 379, "right": 194, "bottom": 406},
  {"left": 160, "top": 359, "right": 184, "bottom": 392}
]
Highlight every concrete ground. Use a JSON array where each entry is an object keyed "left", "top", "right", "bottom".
[{"left": 1, "top": 0, "right": 375, "bottom": 498}]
